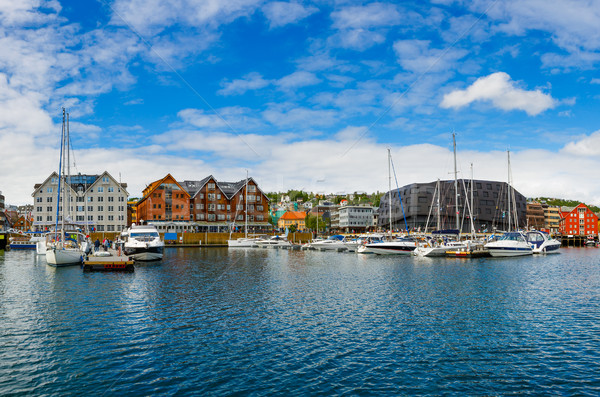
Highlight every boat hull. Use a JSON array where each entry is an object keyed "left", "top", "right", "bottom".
[
  {"left": 123, "top": 246, "right": 164, "bottom": 261},
  {"left": 364, "top": 242, "right": 416, "bottom": 255},
  {"left": 532, "top": 242, "right": 561, "bottom": 254},
  {"left": 227, "top": 238, "right": 258, "bottom": 247},
  {"left": 486, "top": 246, "right": 533, "bottom": 257},
  {"left": 46, "top": 248, "right": 84, "bottom": 266}
]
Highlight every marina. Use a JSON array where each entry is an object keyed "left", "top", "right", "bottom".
[{"left": 1, "top": 246, "right": 599, "bottom": 395}]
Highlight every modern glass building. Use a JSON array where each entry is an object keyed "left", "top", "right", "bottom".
[{"left": 377, "top": 179, "right": 527, "bottom": 234}]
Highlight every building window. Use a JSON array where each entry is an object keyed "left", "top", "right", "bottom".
[
  {"left": 98, "top": 196, "right": 104, "bottom": 202},
  {"left": 97, "top": 187, "right": 104, "bottom": 192},
  {"left": 208, "top": 183, "right": 215, "bottom": 190}
]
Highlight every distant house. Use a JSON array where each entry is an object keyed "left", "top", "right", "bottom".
[
  {"left": 277, "top": 211, "right": 306, "bottom": 231},
  {"left": 559, "top": 204, "right": 598, "bottom": 236},
  {"left": 13, "top": 215, "right": 34, "bottom": 231}
]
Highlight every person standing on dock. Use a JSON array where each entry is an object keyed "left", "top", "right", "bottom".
[{"left": 94, "top": 239, "right": 100, "bottom": 252}]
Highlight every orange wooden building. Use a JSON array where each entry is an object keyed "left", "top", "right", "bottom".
[{"left": 135, "top": 174, "right": 191, "bottom": 223}]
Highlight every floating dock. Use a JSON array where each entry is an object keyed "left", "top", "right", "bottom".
[{"left": 83, "top": 249, "right": 134, "bottom": 272}]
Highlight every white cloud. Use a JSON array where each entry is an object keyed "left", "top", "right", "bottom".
[
  {"left": 218, "top": 72, "right": 270, "bottom": 96},
  {"left": 262, "top": 2, "right": 318, "bottom": 29},
  {"left": 476, "top": 0, "right": 600, "bottom": 70},
  {"left": 440, "top": 72, "right": 556, "bottom": 115},
  {"left": 393, "top": 39, "right": 468, "bottom": 74},
  {"left": 276, "top": 71, "right": 321, "bottom": 90},
  {"left": 329, "top": 3, "right": 403, "bottom": 51},
  {"left": 262, "top": 104, "right": 338, "bottom": 128},
  {"left": 331, "top": 3, "right": 402, "bottom": 30},
  {"left": 562, "top": 130, "right": 600, "bottom": 156}
]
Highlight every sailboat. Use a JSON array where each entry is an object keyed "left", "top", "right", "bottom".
[
  {"left": 415, "top": 133, "right": 467, "bottom": 257},
  {"left": 227, "top": 171, "right": 262, "bottom": 247},
  {"left": 484, "top": 150, "right": 533, "bottom": 257},
  {"left": 45, "top": 109, "right": 86, "bottom": 266},
  {"left": 361, "top": 149, "right": 416, "bottom": 255}
]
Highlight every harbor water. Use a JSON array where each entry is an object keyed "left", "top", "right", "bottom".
[{"left": 1, "top": 247, "right": 599, "bottom": 395}]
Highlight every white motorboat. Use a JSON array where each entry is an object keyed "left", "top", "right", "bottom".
[
  {"left": 255, "top": 235, "right": 291, "bottom": 247},
  {"left": 227, "top": 237, "right": 263, "bottom": 248},
  {"left": 525, "top": 231, "right": 561, "bottom": 254},
  {"left": 309, "top": 235, "right": 348, "bottom": 251},
  {"left": 122, "top": 223, "right": 164, "bottom": 261},
  {"left": 362, "top": 236, "right": 417, "bottom": 255},
  {"left": 415, "top": 240, "right": 467, "bottom": 257},
  {"left": 356, "top": 234, "right": 385, "bottom": 254},
  {"left": 484, "top": 232, "right": 533, "bottom": 257}
]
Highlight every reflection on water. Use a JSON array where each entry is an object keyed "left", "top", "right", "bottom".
[{"left": 1, "top": 247, "right": 599, "bottom": 395}]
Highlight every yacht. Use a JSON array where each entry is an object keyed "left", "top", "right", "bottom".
[
  {"left": 255, "top": 235, "right": 292, "bottom": 247},
  {"left": 484, "top": 232, "right": 533, "bottom": 257},
  {"left": 309, "top": 235, "right": 348, "bottom": 251},
  {"left": 122, "top": 223, "right": 164, "bottom": 261},
  {"left": 415, "top": 239, "right": 467, "bottom": 257},
  {"left": 356, "top": 234, "right": 385, "bottom": 254},
  {"left": 525, "top": 231, "right": 561, "bottom": 254},
  {"left": 362, "top": 236, "right": 417, "bottom": 255}
]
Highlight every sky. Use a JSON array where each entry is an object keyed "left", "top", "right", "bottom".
[{"left": 1, "top": 0, "right": 600, "bottom": 206}]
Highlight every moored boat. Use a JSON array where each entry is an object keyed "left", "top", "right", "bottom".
[
  {"left": 309, "top": 235, "right": 348, "bottom": 251},
  {"left": 525, "top": 231, "right": 561, "bottom": 254},
  {"left": 484, "top": 232, "right": 533, "bottom": 257},
  {"left": 362, "top": 236, "right": 417, "bottom": 255},
  {"left": 122, "top": 223, "right": 164, "bottom": 261},
  {"left": 255, "top": 235, "right": 292, "bottom": 247}
]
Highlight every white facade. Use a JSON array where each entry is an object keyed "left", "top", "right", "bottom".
[
  {"left": 338, "top": 205, "right": 374, "bottom": 231},
  {"left": 32, "top": 172, "right": 128, "bottom": 232}
]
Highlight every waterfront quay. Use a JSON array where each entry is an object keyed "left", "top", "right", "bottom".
[{"left": 1, "top": 247, "right": 599, "bottom": 395}]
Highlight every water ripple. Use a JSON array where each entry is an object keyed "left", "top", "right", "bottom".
[{"left": 1, "top": 248, "right": 600, "bottom": 395}]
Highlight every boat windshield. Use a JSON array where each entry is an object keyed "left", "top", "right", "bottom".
[
  {"left": 499, "top": 232, "right": 526, "bottom": 242},
  {"left": 328, "top": 235, "right": 345, "bottom": 241},
  {"left": 131, "top": 232, "right": 159, "bottom": 240}
]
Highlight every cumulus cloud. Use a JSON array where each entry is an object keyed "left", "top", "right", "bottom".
[
  {"left": 440, "top": 72, "right": 556, "bottom": 115},
  {"left": 218, "top": 72, "right": 271, "bottom": 96},
  {"left": 276, "top": 71, "right": 321, "bottom": 90},
  {"left": 262, "top": 2, "right": 318, "bottom": 28},
  {"left": 393, "top": 39, "right": 468, "bottom": 73},
  {"left": 562, "top": 130, "right": 600, "bottom": 156},
  {"left": 329, "top": 2, "right": 402, "bottom": 50}
]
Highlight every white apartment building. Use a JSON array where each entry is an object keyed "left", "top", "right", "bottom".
[
  {"left": 32, "top": 171, "right": 128, "bottom": 232},
  {"left": 338, "top": 205, "right": 374, "bottom": 232}
]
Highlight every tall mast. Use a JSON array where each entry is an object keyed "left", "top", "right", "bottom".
[
  {"left": 436, "top": 179, "right": 441, "bottom": 231},
  {"left": 470, "top": 163, "right": 475, "bottom": 238},
  {"left": 55, "top": 108, "right": 66, "bottom": 242},
  {"left": 453, "top": 132, "right": 459, "bottom": 233},
  {"left": 507, "top": 150, "right": 511, "bottom": 231},
  {"left": 388, "top": 148, "right": 392, "bottom": 239},
  {"left": 245, "top": 170, "right": 248, "bottom": 238},
  {"left": 66, "top": 111, "right": 71, "bottom": 226}
]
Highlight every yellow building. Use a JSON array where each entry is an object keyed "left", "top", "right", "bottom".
[{"left": 277, "top": 211, "right": 306, "bottom": 230}]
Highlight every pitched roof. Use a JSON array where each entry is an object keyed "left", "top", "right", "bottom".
[{"left": 279, "top": 211, "right": 306, "bottom": 221}]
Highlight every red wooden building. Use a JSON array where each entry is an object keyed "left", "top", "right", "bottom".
[{"left": 559, "top": 203, "right": 598, "bottom": 236}]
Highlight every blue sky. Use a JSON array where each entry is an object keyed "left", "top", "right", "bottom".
[{"left": 1, "top": 0, "right": 600, "bottom": 205}]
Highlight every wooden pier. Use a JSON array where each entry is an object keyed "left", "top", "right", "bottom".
[{"left": 83, "top": 249, "right": 134, "bottom": 272}]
